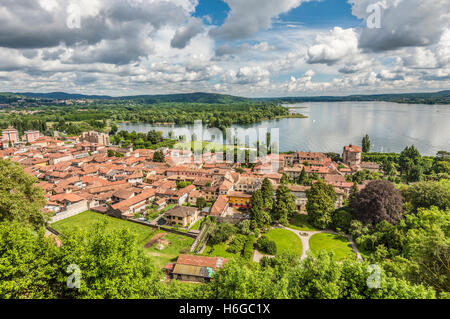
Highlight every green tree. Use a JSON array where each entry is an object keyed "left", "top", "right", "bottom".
[
  {"left": 196, "top": 197, "right": 207, "bottom": 210},
  {"left": 362, "top": 134, "right": 371, "bottom": 153},
  {"left": 272, "top": 185, "right": 297, "bottom": 226},
  {"left": 306, "top": 181, "right": 337, "bottom": 230},
  {"left": 0, "top": 159, "right": 48, "bottom": 230},
  {"left": 260, "top": 178, "right": 274, "bottom": 210},
  {"left": 152, "top": 150, "right": 165, "bottom": 163},
  {"left": 0, "top": 222, "right": 60, "bottom": 298},
  {"left": 399, "top": 145, "right": 424, "bottom": 183},
  {"left": 280, "top": 173, "right": 290, "bottom": 185},
  {"left": 297, "top": 167, "right": 308, "bottom": 185},
  {"left": 401, "top": 180, "right": 450, "bottom": 211},
  {"left": 404, "top": 207, "right": 450, "bottom": 293},
  {"left": 58, "top": 222, "right": 163, "bottom": 299}
]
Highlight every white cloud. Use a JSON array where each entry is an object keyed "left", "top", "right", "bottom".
[
  {"left": 210, "top": 0, "right": 314, "bottom": 40},
  {"left": 307, "top": 27, "right": 359, "bottom": 65}
]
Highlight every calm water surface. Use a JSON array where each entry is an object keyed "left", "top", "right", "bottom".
[{"left": 120, "top": 102, "right": 450, "bottom": 156}]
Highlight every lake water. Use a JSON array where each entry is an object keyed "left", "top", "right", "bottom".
[{"left": 119, "top": 102, "right": 450, "bottom": 156}]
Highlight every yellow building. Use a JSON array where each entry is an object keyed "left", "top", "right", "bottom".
[{"left": 227, "top": 191, "right": 252, "bottom": 209}]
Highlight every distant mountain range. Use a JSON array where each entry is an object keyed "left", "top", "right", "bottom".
[{"left": 3, "top": 90, "right": 450, "bottom": 104}]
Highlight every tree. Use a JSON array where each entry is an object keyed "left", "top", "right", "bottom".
[
  {"left": 0, "top": 222, "right": 60, "bottom": 298},
  {"left": 280, "top": 173, "right": 290, "bottom": 185},
  {"left": 306, "top": 181, "right": 337, "bottom": 230},
  {"left": 351, "top": 180, "right": 404, "bottom": 225},
  {"left": 0, "top": 159, "right": 48, "bottom": 230},
  {"left": 297, "top": 167, "right": 308, "bottom": 185},
  {"left": 362, "top": 134, "right": 371, "bottom": 153},
  {"left": 400, "top": 180, "right": 450, "bottom": 211},
  {"left": 209, "top": 223, "right": 236, "bottom": 245},
  {"left": 152, "top": 150, "right": 165, "bottom": 163},
  {"left": 404, "top": 207, "right": 450, "bottom": 293},
  {"left": 109, "top": 124, "right": 118, "bottom": 136},
  {"left": 331, "top": 207, "right": 353, "bottom": 233},
  {"left": 257, "top": 236, "right": 277, "bottom": 255},
  {"left": 399, "top": 145, "right": 423, "bottom": 183},
  {"left": 250, "top": 190, "right": 270, "bottom": 228},
  {"left": 260, "top": 178, "right": 274, "bottom": 210},
  {"left": 196, "top": 197, "right": 207, "bottom": 210},
  {"left": 272, "top": 185, "right": 296, "bottom": 225}
]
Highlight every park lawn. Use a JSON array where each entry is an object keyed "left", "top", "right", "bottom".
[
  {"left": 309, "top": 233, "right": 356, "bottom": 261},
  {"left": 264, "top": 229, "right": 302, "bottom": 256},
  {"left": 288, "top": 213, "right": 318, "bottom": 231},
  {"left": 52, "top": 210, "right": 194, "bottom": 269},
  {"left": 145, "top": 233, "right": 194, "bottom": 268},
  {"left": 52, "top": 210, "right": 159, "bottom": 246}
]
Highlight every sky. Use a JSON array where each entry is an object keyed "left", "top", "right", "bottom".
[{"left": 0, "top": 0, "right": 449, "bottom": 97}]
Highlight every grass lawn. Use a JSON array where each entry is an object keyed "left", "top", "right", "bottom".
[
  {"left": 309, "top": 233, "right": 356, "bottom": 261},
  {"left": 288, "top": 214, "right": 318, "bottom": 231},
  {"left": 264, "top": 228, "right": 302, "bottom": 256},
  {"left": 52, "top": 210, "right": 194, "bottom": 269},
  {"left": 160, "top": 204, "right": 175, "bottom": 214},
  {"left": 52, "top": 210, "right": 158, "bottom": 245},
  {"left": 145, "top": 233, "right": 194, "bottom": 269},
  {"left": 189, "top": 217, "right": 204, "bottom": 231},
  {"left": 202, "top": 242, "right": 241, "bottom": 259}
]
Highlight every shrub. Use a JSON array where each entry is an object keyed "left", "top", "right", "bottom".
[
  {"left": 331, "top": 207, "right": 353, "bottom": 233},
  {"left": 242, "top": 235, "right": 255, "bottom": 260},
  {"left": 227, "top": 234, "right": 247, "bottom": 254},
  {"left": 209, "top": 223, "right": 236, "bottom": 245},
  {"left": 257, "top": 236, "right": 277, "bottom": 255}
]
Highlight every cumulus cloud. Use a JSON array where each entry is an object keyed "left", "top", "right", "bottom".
[
  {"left": 170, "top": 18, "right": 204, "bottom": 49},
  {"left": 349, "top": 0, "right": 450, "bottom": 52},
  {"left": 0, "top": 0, "right": 193, "bottom": 50},
  {"left": 215, "top": 42, "right": 275, "bottom": 57},
  {"left": 307, "top": 27, "right": 359, "bottom": 65},
  {"left": 210, "top": 0, "right": 313, "bottom": 40}
]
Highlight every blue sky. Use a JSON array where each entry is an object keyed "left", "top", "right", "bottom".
[{"left": 195, "top": 0, "right": 362, "bottom": 29}]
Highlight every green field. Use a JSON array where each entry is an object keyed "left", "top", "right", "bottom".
[
  {"left": 288, "top": 214, "right": 318, "bottom": 231},
  {"left": 52, "top": 211, "right": 193, "bottom": 269},
  {"left": 203, "top": 242, "right": 241, "bottom": 259},
  {"left": 264, "top": 228, "right": 302, "bottom": 256},
  {"left": 52, "top": 210, "right": 158, "bottom": 245},
  {"left": 145, "top": 233, "right": 194, "bottom": 268},
  {"left": 309, "top": 233, "right": 356, "bottom": 261}
]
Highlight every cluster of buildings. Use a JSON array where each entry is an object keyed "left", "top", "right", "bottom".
[{"left": 0, "top": 127, "right": 381, "bottom": 228}]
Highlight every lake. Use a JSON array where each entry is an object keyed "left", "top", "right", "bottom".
[{"left": 119, "top": 101, "right": 450, "bottom": 156}]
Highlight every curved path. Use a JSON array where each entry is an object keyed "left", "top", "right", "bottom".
[{"left": 278, "top": 225, "right": 363, "bottom": 261}]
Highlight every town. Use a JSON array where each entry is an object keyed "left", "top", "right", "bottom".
[{"left": 0, "top": 127, "right": 384, "bottom": 282}]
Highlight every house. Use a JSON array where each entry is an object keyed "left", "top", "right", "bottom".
[
  {"left": 234, "top": 176, "right": 261, "bottom": 193},
  {"left": 343, "top": 144, "right": 362, "bottom": 167},
  {"left": 287, "top": 185, "right": 310, "bottom": 211},
  {"left": 187, "top": 189, "right": 203, "bottom": 206},
  {"left": 109, "top": 189, "right": 156, "bottom": 218},
  {"left": 210, "top": 195, "right": 229, "bottom": 217},
  {"left": 360, "top": 162, "right": 381, "bottom": 173},
  {"left": 227, "top": 191, "right": 252, "bottom": 209},
  {"left": 169, "top": 184, "right": 196, "bottom": 205},
  {"left": 166, "top": 254, "right": 228, "bottom": 282},
  {"left": 165, "top": 206, "right": 199, "bottom": 227},
  {"left": 48, "top": 193, "right": 89, "bottom": 215}
]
